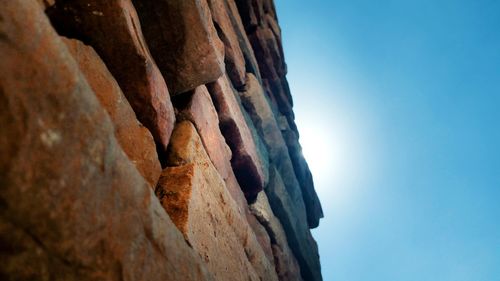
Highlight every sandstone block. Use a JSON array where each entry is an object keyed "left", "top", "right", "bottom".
[
  {"left": 238, "top": 74, "right": 299, "bottom": 193},
  {"left": 225, "top": 0, "right": 262, "bottom": 81},
  {"left": 132, "top": 0, "right": 225, "bottom": 94},
  {"left": 208, "top": 0, "right": 247, "bottom": 88},
  {"left": 62, "top": 37, "right": 161, "bottom": 188},
  {"left": 235, "top": 0, "right": 265, "bottom": 31},
  {"left": 207, "top": 75, "right": 269, "bottom": 199},
  {"left": 175, "top": 86, "right": 233, "bottom": 181},
  {"left": 282, "top": 128, "right": 323, "bottom": 228},
  {"left": 266, "top": 167, "right": 322, "bottom": 281},
  {"left": 157, "top": 121, "right": 279, "bottom": 281},
  {"left": 248, "top": 26, "right": 285, "bottom": 81},
  {"left": 47, "top": 0, "right": 175, "bottom": 152},
  {"left": 250, "top": 192, "right": 304, "bottom": 281},
  {"left": 238, "top": 73, "right": 322, "bottom": 281},
  {"left": 0, "top": 3, "right": 213, "bottom": 280},
  {"left": 264, "top": 77, "right": 294, "bottom": 116}
]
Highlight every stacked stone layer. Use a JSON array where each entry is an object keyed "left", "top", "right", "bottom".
[{"left": 0, "top": 0, "right": 323, "bottom": 280}]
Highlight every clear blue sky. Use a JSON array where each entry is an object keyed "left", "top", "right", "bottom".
[{"left": 274, "top": 0, "right": 500, "bottom": 280}]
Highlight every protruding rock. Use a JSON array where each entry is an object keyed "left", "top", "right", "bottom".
[
  {"left": 208, "top": 0, "right": 247, "bottom": 88},
  {"left": 238, "top": 74, "right": 300, "bottom": 198},
  {"left": 0, "top": 3, "right": 214, "bottom": 280},
  {"left": 157, "top": 121, "right": 279, "bottom": 281},
  {"left": 62, "top": 37, "right": 161, "bottom": 188},
  {"left": 282, "top": 127, "right": 323, "bottom": 228},
  {"left": 248, "top": 27, "right": 285, "bottom": 81},
  {"left": 175, "top": 86, "right": 233, "bottom": 181},
  {"left": 207, "top": 75, "right": 269, "bottom": 199},
  {"left": 132, "top": 0, "right": 225, "bottom": 94},
  {"left": 47, "top": 0, "right": 175, "bottom": 152},
  {"left": 250, "top": 192, "right": 304, "bottom": 281},
  {"left": 224, "top": 0, "right": 262, "bottom": 80},
  {"left": 264, "top": 77, "right": 294, "bottom": 116},
  {"left": 235, "top": 0, "right": 265, "bottom": 31},
  {"left": 266, "top": 167, "right": 322, "bottom": 281},
  {"left": 238, "top": 73, "right": 322, "bottom": 281}
]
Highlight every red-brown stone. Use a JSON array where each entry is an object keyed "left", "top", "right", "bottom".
[
  {"left": 251, "top": 192, "right": 304, "bottom": 281},
  {"left": 239, "top": 73, "right": 322, "bottom": 281},
  {"left": 157, "top": 121, "right": 279, "bottom": 281},
  {"left": 132, "top": 0, "right": 225, "bottom": 94},
  {"left": 47, "top": 0, "right": 175, "bottom": 152},
  {"left": 208, "top": 0, "right": 247, "bottom": 88},
  {"left": 225, "top": 0, "right": 263, "bottom": 81},
  {"left": 62, "top": 37, "right": 162, "bottom": 188},
  {"left": 0, "top": 2, "right": 214, "bottom": 280},
  {"left": 207, "top": 74, "right": 269, "bottom": 199},
  {"left": 175, "top": 86, "right": 233, "bottom": 181}
]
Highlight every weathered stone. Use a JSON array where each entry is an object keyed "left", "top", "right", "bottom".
[
  {"left": 250, "top": 192, "right": 304, "bottom": 281},
  {"left": 224, "top": 0, "right": 262, "bottom": 81},
  {"left": 264, "top": 77, "right": 294, "bottom": 116},
  {"left": 266, "top": 167, "right": 322, "bottom": 281},
  {"left": 157, "top": 121, "right": 279, "bottom": 281},
  {"left": 62, "top": 37, "right": 161, "bottom": 188},
  {"left": 207, "top": 75, "right": 269, "bottom": 199},
  {"left": 282, "top": 128, "right": 323, "bottom": 228},
  {"left": 132, "top": 0, "right": 225, "bottom": 94},
  {"left": 238, "top": 74, "right": 299, "bottom": 192},
  {"left": 264, "top": 9, "right": 280, "bottom": 36},
  {"left": 246, "top": 209, "right": 276, "bottom": 265},
  {"left": 47, "top": 0, "right": 175, "bottom": 152},
  {"left": 0, "top": 2, "right": 214, "bottom": 280},
  {"left": 172, "top": 85, "right": 273, "bottom": 261},
  {"left": 248, "top": 26, "right": 285, "bottom": 81},
  {"left": 208, "top": 0, "right": 247, "bottom": 88},
  {"left": 235, "top": 0, "right": 265, "bottom": 31},
  {"left": 175, "top": 86, "right": 233, "bottom": 181},
  {"left": 238, "top": 73, "right": 322, "bottom": 281}
]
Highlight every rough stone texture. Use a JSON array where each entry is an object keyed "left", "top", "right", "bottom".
[
  {"left": 156, "top": 121, "right": 278, "bottom": 281},
  {"left": 236, "top": 0, "right": 285, "bottom": 81},
  {"left": 132, "top": 0, "right": 225, "bottom": 95},
  {"left": 208, "top": 0, "right": 247, "bottom": 88},
  {"left": 173, "top": 87, "right": 275, "bottom": 262},
  {"left": 239, "top": 73, "right": 322, "bottom": 281},
  {"left": 62, "top": 37, "right": 161, "bottom": 188},
  {"left": 264, "top": 77, "right": 294, "bottom": 116},
  {"left": 249, "top": 27, "right": 284, "bottom": 82},
  {"left": 236, "top": 2, "right": 324, "bottom": 230},
  {"left": 250, "top": 192, "right": 303, "bottom": 281},
  {"left": 175, "top": 86, "right": 233, "bottom": 182},
  {"left": 2, "top": 0, "right": 324, "bottom": 280},
  {"left": 282, "top": 126, "right": 323, "bottom": 228},
  {"left": 225, "top": 0, "right": 262, "bottom": 82},
  {"left": 47, "top": 0, "right": 175, "bottom": 152},
  {"left": 235, "top": 0, "right": 265, "bottom": 31},
  {"left": 0, "top": 2, "right": 215, "bottom": 281},
  {"left": 266, "top": 167, "right": 322, "bottom": 281},
  {"left": 207, "top": 74, "right": 269, "bottom": 199}
]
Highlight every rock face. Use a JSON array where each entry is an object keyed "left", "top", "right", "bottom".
[
  {"left": 1, "top": 0, "right": 323, "bottom": 281},
  {"left": 62, "top": 37, "right": 161, "bottom": 188},
  {"left": 132, "top": 0, "right": 225, "bottom": 95},
  {"left": 207, "top": 74, "right": 269, "bottom": 199},
  {"left": 47, "top": 0, "right": 176, "bottom": 153},
  {"left": 0, "top": 2, "right": 214, "bottom": 280},
  {"left": 157, "top": 121, "right": 278, "bottom": 281}
]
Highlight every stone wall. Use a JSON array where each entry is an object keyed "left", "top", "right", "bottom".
[{"left": 0, "top": 0, "right": 323, "bottom": 280}]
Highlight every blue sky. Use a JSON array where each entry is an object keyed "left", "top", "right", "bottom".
[{"left": 274, "top": 0, "right": 500, "bottom": 280}]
